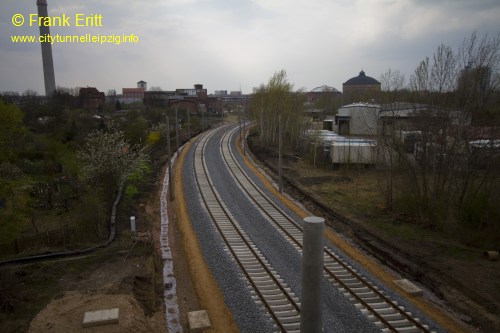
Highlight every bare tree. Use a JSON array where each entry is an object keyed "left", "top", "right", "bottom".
[
  {"left": 249, "top": 70, "right": 305, "bottom": 151},
  {"left": 389, "top": 32, "right": 500, "bottom": 231}
]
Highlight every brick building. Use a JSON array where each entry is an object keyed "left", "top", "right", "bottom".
[
  {"left": 144, "top": 84, "right": 223, "bottom": 114},
  {"left": 79, "top": 87, "right": 105, "bottom": 112},
  {"left": 122, "top": 80, "right": 147, "bottom": 103},
  {"left": 342, "top": 70, "right": 381, "bottom": 104}
]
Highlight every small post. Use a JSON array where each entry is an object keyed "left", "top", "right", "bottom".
[
  {"left": 300, "top": 216, "right": 325, "bottom": 333},
  {"left": 130, "top": 215, "right": 136, "bottom": 239}
]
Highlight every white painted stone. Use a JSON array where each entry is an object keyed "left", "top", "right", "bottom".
[
  {"left": 394, "top": 279, "right": 423, "bottom": 296},
  {"left": 82, "top": 308, "right": 119, "bottom": 328}
]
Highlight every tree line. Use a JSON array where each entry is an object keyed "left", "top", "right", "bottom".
[{"left": 0, "top": 93, "right": 197, "bottom": 246}]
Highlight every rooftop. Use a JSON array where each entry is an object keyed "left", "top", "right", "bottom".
[{"left": 343, "top": 70, "right": 380, "bottom": 86}]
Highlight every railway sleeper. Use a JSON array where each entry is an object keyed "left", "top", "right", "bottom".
[
  {"left": 246, "top": 268, "right": 269, "bottom": 274},
  {"left": 353, "top": 290, "right": 377, "bottom": 298},
  {"left": 341, "top": 279, "right": 364, "bottom": 286},
  {"left": 337, "top": 276, "right": 360, "bottom": 283},
  {"left": 270, "top": 304, "right": 297, "bottom": 312},
  {"left": 323, "top": 261, "right": 346, "bottom": 273},
  {"left": 385, "top": 318, "right": 413, "bottom": 328},
  {"left": 261, "top": 292, "right": 289, "bottom": 300},
  {"left": 243, "top": 265, "right": 267, "bottom": 271},
  {"left": 281, "top": 321, "right": 301, "bottom": 331},
  {"left": 255, "top": 283, "right": 279, "bottom": 291},
  {"left": 378, "top": 312, "right": 406, "bottom": 322},
  {"left": 360, "top": 306, "right": 396, "bottom": 315},
  {"left": 359, "top": 301, "right": 393, "bottom": 310},
  {"left": 265, "top": 298, "right": 290, "bottom": 307},
  {"left": 327, "top": 270, "right": 352, "bottom": 277},
  {"left": 348, "top": 286, "right": 373, "bottom": 294},
  {"left": 238, "top": 257, "right": 261, "bottom": 263},
  {"left": 251, "top": 275, "right": 279, "bottom": 281},
  {"left": 236, "top": 255, "right": 260, "bottom": 261},
  {"left": 276, "top": 314, "right": 301, "bottom": 323}
]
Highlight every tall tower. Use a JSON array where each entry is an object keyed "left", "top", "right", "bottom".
[{"left": 37, "top": 0, "right": 56, "bottom": 97}]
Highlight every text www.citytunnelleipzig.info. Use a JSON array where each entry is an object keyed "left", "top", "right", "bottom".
[{"left": 10, "top": 33, "right": 139, "bottom": 45}]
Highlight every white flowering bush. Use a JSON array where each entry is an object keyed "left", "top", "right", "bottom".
[{"left": 78, "top": 124, "right": 147, "bottom": 190}]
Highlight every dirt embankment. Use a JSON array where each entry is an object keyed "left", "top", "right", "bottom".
[
  {"left": 247, "top": 136, "right": 500, "bottom": 333},
  {"left": 28, "top": 255, "right": 165, "bottom": 333},
  {"left": 26, "top": 166, "right": 170, "bottom": 333}
]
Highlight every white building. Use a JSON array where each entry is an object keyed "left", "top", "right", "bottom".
[{"left": 336, "top": 103, "right": 380, "bottom": 135}]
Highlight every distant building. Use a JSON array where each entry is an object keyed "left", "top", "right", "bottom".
[
  {"left": 137, "top": 80, "right": 147, "bottom": 90},
  {"left": 79, "top": 87, "right": 105, "bottom": 112},
  {"left": 342, "top": 70, "right": 381, "bottom": 104},
  {"left": 305, "top": 85, "right": 342, "bottom": 110},
  {"left": 143, "top": 90, "right": 175, "bottom": 107},
  {"left": 176, "top": 84, "right": 207, "bottom": 99},
  {"left": 144, "top": 84, "right": 224, "bottom": 114},
  {"left": 335, "top": 102, "right": 469, "bottom": 137},
  {"left": 336, "top": 103, "right": 380, "bottom": 135},
  {"left": 122, "top": 80, "right": 147, "bottom": 103},
  {"left": 212, "top": 89, "right": 248, "bottom": 112}
]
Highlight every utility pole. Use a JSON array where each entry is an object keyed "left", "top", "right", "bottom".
[
  {"left": 175, "top": 108, "right": 179, "bottom": 153},
  {"left": 243, "top": 96, "right": 248, "bottom": 156},
  {"left": 166, "top": 116, "right": 174, "bottom": 201},
  {"left": 187, "top": 106, "right": 191, "bottom": 142},
  {"left": 201, "top": 107, "right": 205, "bottom": 132},
  {"left": 278, "top": 113, "right": 283, "bottom": 193}
]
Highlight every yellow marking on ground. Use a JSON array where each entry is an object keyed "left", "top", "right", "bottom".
[
  {"left": 173, "top": 137, "right": 239, "bottom": 333},
  {"left": 236, "top": 129, "right": 471, "bottom": 333}
]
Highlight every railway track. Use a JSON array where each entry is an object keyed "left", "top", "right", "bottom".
[
  {"left": 193, "top": 126, "right": 302, "bottom": 332},
  {"left": 219, "top": 125, "right": 436, "bottom": 333}
]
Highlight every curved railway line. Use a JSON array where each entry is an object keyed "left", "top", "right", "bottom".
[
  {"left": 194, "top": 126, "right": 302, "bottom": 332},
  {"left": 193, "top": 124, "right": 438, "bottom": 332}
]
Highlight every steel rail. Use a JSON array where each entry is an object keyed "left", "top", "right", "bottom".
[
  {"left": 192, "top": 126, "right": 301, "bottom": 332},
  {"left": 221, "top": 125, "right": 435, "bottom": 333}
]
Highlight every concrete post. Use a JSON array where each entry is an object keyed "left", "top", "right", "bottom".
[
  {"left": 130, "top": 216, "right": 136, "bottom": 238},
  {"left": 300, "top": 216, "right": 325, "bottom": 333},
  {"left": 37, "top": 0, "right": 56, "bottom": 96}
]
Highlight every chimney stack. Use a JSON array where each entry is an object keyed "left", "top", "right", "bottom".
[{"left": 37, "top": 0, "right": 56, "bottom": 97}]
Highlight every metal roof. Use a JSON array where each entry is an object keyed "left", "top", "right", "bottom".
[{"left": 343, "top": 70, "right": 380, "bottom": 86}]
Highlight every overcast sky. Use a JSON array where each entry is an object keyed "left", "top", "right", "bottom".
[{"left": 1, "top": 0, "right": 499, "bottom": 95}]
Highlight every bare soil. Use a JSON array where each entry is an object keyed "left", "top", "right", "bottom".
[
  {"left": 23, "top": 166, "right": 178, "bottom": 333},
  {"left": 247, "top": 136, "right": 500, "bottom": 333}
]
